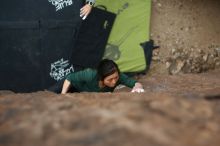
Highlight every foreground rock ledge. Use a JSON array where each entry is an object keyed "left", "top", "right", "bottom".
[{"left": 0, "top": 70, "right": 220, "bottom": 146}]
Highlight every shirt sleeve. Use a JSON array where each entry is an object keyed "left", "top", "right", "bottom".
[
  {"left": 118, "top": 73, "right": 137, "bottom": 88},
  {"left": 86, "top": 0, "right": 95, "bottom": 4},
  {"left": 66, "top": 69, "right": 95, "bottom": 83}
]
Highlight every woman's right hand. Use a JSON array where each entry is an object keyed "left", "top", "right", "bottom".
[
  {"left": 80, "top": 4, "right": 92, "bottom": 20},
  {"left": 131, "top": 82, "right": 145, "bottom": 93}
]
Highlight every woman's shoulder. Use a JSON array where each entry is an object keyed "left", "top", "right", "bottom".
[
  {"left": 83, "top": 68, "right": 97, "bottom": 74},
  {"left": 82, "top": 68, "right": 97, "bottom": 79}
]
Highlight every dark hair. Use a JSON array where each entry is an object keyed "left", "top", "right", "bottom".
[{"left": 97, "top": 59, "right": 120, "bottom": 81}]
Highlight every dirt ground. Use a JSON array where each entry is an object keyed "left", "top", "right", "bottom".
[{"left": 150, "top": 0, "right": 220, "bottom": 75}]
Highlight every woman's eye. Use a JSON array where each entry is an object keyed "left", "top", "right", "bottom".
[{"left": 110, "top": 79, "right": 115, "bottom": 82}]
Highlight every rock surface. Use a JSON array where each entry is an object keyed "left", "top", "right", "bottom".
[
  {"left": 165, "top": 47, "right": 220, "bottom": 74},
  {"left": 1, "top": 1, "right": 220, "bottom": 146},
  {"left": 0, "top": 70, "right": 220, "bottom": 146}
]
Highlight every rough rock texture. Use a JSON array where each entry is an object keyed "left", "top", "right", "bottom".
[
  {"left": 1, "top": 1, "right": 220, "bottom": 146},
  {"left": 165, "top": 47, "right": 220, "bottom": 74},
  {"left": 150, "top": 0, "right": 220, "bottom": 74},
  {"left": 0, "top": 70, "right": 220, "bottom": 146}
]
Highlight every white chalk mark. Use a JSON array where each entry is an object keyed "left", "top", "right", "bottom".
[
  {"left": 50, "top": 58, "right": 74, "bottom": 81},
  {"left": 48, "top": 0, "right": 73, "bottom": 11}
]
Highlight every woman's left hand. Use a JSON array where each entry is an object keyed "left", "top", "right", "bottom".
[
  {"left": 131, "top": 82, "right": 144, "bottom": 93},
  {"left": 80, "top": 4, "right": 92, "bottom": 20}
]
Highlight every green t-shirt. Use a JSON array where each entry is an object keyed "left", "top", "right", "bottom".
[{"left": 66, "top": 68, "right": 136, "bottom": 92}]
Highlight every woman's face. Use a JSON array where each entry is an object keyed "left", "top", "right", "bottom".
[{"left": 103, "top": 71, "right": 119, "bottom": 87}]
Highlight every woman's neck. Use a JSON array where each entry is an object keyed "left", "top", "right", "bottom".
[{"left": 98, "top": 81, "right": 105, "bottom": 88}]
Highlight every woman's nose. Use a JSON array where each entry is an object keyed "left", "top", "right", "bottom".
[{"left": 112, "top": 79, "right": 117, "bottom": 84}]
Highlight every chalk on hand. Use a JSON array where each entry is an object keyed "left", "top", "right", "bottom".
[
  {"left": 82, "top": 15, "right": 87, "bottom": 20},
  {"left": 131, "top": 88, "right": 145, "bottom": 93}
]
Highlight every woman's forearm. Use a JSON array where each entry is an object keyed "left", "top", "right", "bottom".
[{"left": 61, "top": 80, "right": 71, "bottom": 94}]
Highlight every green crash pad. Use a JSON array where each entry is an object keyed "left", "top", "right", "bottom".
[{"left": 95, "top": 0, "right": 151, "bottom": 72}]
